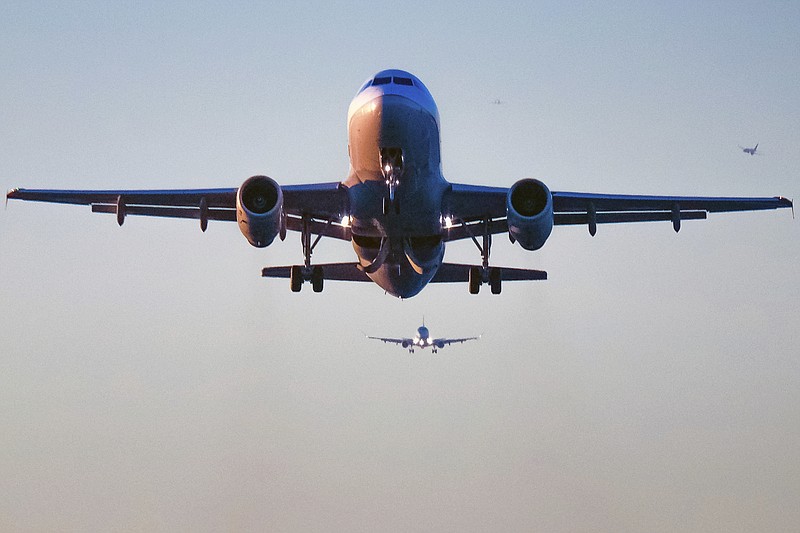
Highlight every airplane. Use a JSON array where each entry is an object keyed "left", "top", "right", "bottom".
[
  {"left": 739, "top": 143, "right": 760, "bottom": 155},
  {"left": 5, "top": 69, "right": 793, "bottom": 299},
  {"left": 366, "top": 320, "right": 479, "bottom": 353}
]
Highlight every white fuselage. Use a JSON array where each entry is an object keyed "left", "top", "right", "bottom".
[{"left": 342, "top": 70, "right": 449, "bottom": 298}]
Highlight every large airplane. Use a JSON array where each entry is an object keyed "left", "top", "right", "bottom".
[
  {"left": 367, "top": 320, "right": 479, "bottom": 353},
  {"left": 6, "top": 69, "right": 793, "bottom": 298},
  {"left": 739, "top": 143, "right": 760, "bottom": 156}
]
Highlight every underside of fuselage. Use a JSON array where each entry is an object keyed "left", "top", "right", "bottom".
[{"left": 344, "top": 71, "right": 449, "bottom": 298}]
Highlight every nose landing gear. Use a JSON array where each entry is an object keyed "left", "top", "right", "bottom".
[{"left": 380, "top": 147, "right": 403, "bottom": 215}]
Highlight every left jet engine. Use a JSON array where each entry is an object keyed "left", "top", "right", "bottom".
[{"left": 236, "top": 175, "right": 283, "bottom": 247}]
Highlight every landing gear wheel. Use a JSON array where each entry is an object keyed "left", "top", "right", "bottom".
[
  {"left": 490, "top": 267, "right": 502, "bottom": 294},
  {"left": 311, "top": 265, "right": 324, "bottom": 293},
  {"left": 469, "top": 266, "right": 481, "bottom": 294},
  {"left": 290, "top": 265, "right": 303, "bottom": 292}
]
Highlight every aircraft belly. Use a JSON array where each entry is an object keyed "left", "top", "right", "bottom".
[
  {"left": 365, "top": 241, "right": 445, "bottom": 298},
  {"left": 345, "top": 92, "right": 449, "bottom": 297}
]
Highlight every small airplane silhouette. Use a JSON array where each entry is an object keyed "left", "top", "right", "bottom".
[
  {"left": 491, "top": 98, "right": 504, "bottom": 105},
  {"left": 366, "top": 319, "right": 479, "bottom": 353},
  {"left": 739, "top": 143, "right": 761, "bottom": 156}
]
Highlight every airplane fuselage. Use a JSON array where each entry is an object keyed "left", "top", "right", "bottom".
[{"left": 342, "top": 70, "right": 449, "bottom": 298}]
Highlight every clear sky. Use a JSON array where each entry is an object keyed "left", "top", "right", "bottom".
[{"left": 1, "top": 1, "right": 798, "bottom": 531}]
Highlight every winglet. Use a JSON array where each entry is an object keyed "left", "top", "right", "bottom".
[
  {"left": 5, "top": 188, "right": 18, "bottom": 209},
  {"left": 776, "top": 196, "right": 794, "bottom": 218}
]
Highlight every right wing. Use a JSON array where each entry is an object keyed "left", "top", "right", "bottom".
[{"left": 6, "top": 182, "right": 352, "bottom": 240}]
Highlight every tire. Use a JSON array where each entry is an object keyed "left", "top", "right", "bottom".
[
  {"left": 290, "top": 265, "right": 303, "bottom": 292},
  {"left": 490, "top": 267, "right": 502, "bottom": 294},
  {"left": 311, "top": 265, "right": 324, "bottom": 293},
  {"left": 469, "top": 266, "right": 481, "bottom": 294}
]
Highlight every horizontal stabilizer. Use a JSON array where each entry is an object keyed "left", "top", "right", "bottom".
[
  {"left": 262, "top": 263, "right": 370, "bottom": 282},
  {"left": 431, "top": 263, "right": 547, "bottom": 283}
]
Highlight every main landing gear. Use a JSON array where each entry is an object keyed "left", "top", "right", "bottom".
[
  {"left": 290, "top": 215, "right": 326, "bottom": 293},
  {"left": 466, "top": 218, "right": 502, "bottom": 295}
]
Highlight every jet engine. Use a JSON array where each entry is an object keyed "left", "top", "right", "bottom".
[
  {"left": 506, "top": 178, "right": 553, "bottom": 251},
  {"left": 236, "top": 175, "right": 283, "bottom": 248},
  {"left": 435, "top": 340, "right": 445, "bottom": 349},
  {"left": 402, "top": 340, "right": 410, "bottom": 348}
]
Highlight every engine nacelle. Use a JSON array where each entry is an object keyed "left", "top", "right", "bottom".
[
  {"left": 435, "top": 341, "right": 445, "bottom": 349},
  {"left": 507, "top": 178, "right": 554, "bottom": 251},
  {"left": 402, "top": 341, "right": 410, "bottom": 348},
  {"left": 236, "top": 175, "right": 283, "bottom": 248}
]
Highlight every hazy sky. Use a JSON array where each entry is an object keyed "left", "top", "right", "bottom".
[{"left": 1, "top": 1, "right": 798, "bottom": 531}]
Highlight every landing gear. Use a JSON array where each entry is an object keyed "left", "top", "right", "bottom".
[
  {"left": 380, "top": 147, "right": 403, "bottom": 216},
  {"left": 311, "top": 265, "right": 324, "bottom": 293},
  {"left": 382, "top": 196, "right": 400, "bottom": 216},
  {"left": 489, "top": 267, "right": 502, "bottom": 294},
  {"left": 469, "top": 266, "right": 481, "bottom": 294},
  {"left": 290, "top": 265, "right": 303, "bottom": 292},
  {"left": 289, "top": 215, "right": 326, "bottom": 293},
  {"left": 465, "top": 218, "right": 502, "bottom": 294}
]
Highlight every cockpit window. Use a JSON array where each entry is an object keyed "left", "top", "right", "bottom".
[
  {"left": 393, "top": 76, "right": 414, "bottom": 86},
  {"left": 372, "top": 76, "right": 391, "bottom": 86}
]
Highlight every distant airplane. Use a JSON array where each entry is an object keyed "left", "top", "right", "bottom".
[
  {"left": 366, "top": 320, "right": 479, "bottom": 353},
  {"left": 6, "top": 69, "right": 793, "bottom": 298},
  {"left": 491, "top": 98, "right": 504, "bottom": 105},
  {"left": 739, "top": 143, "right": 761, "bottom": 155}
]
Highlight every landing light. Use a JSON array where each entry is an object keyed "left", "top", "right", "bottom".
[
  {"left": 340, "top": 215, "right": 351, "bottom": 227},
  {"left": 444, "top": 216, "right": 453, "bottom": 228}
]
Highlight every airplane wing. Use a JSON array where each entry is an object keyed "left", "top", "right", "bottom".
[
  {"left": 443, "top": 183, "right": 792, "bottom": 239},
  {"left": 5, "top": 183, "right": 351, "bottom": 240},
  {"left": 366, "top": 335, "right": 412, "bottom": 345},
  {"left": 433, "top": 336, "right": 480, "bottom": 346}
]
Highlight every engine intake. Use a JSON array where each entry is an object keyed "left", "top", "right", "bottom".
[
  {"left": 507, "top": 178, "right": 553, "bottom": 251},
  {"left": 236, "top": 175, "right": 283, "bottom": 247}
]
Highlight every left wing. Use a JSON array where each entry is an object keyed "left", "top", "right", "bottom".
[
  {"left": 366, "top": 336, "right": 412, "bottom": 345},
  {"left": 443, "top": 183, "right": 792, "bottom": 240},
  {"left": 6, "top": 183, "right": 351, "bottom": 239},
  {"left": 433, "top": 336, "right": 480, "bottom": 346}
]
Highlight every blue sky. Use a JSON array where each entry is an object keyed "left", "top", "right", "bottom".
[{"left": 1, "top": 2, "right": 799, "bottom": 531}]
